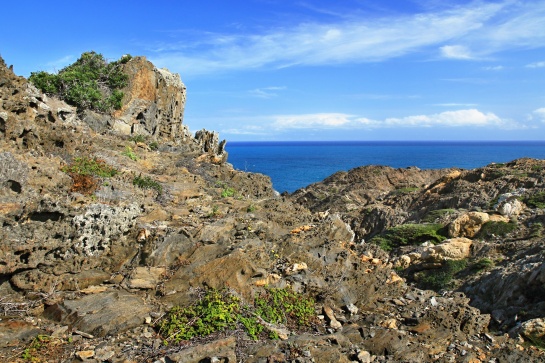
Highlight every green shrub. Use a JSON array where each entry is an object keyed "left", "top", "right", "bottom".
[
  {"left": 62, "top": 157, "right": 117, "bottom": 177},
  {"left": 417, "top": 259, "right": 468, "bottom": 291},
  {"left": 149, "top": 141, "right": 159, "bottom": 151},
  {"left": 221, "top": 187, "right": 236, "bottom": 198},
  {"left": 473, "top": 258, "right": 495, "bottom": 271},
  {"left": 129, "top": 134, "right": 147, "bottom": 143},
  {"left": 29, "top": 51, "right": 129, "bottom": 113},
  {"left": 370, "top": 223, "right": 447, "bottom": 251},
  {"left": 421, "top": 209, "right": 456, "bottom": 223},
  {"left": 524, "top": 192, "right": 545, "bottom": 209},
  {"left": 133, "top": 175, "right": 162, "bottom": 194},
  {"left": 475, "top": 221, "right": 517, "bottom": 239},
  {"left": 530, "top": 223, "right": 544, "bottom": 239},
  {"left": 158, "top": 289, "right": 240, "bottom": 344},
  {"left": 157, "top": 287, "right": 316, "bottom": 344},
  {"left": 122, "top": 146, "right": 138, "bottom": 161}
]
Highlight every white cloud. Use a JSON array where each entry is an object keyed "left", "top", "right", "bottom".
[
  {"left": 217, "top": 108, "right": 533, "bottom": 137},
  {"left": 248, "top": 86, "right": 286, "bottom": 99},
  {"left": 382, "top": 109, "right": 504, "bottom": 127},
  {"left": 531, "top": 108, "right": 545, "bottom": 122},
  {"left": 482, "top": 65, "right": 504, "bottom": 71},
  {"left": 526, "top": 61, "right": 545, "bottom": 68},
  {"left": 272, "top": 113, "right": 354, "bottom": 129},
  {"left": 148, "top": 1, "right": 545, "bottom": 75},
  {"left": 440, "top": 45, "right": 473, "bottom": 59}
]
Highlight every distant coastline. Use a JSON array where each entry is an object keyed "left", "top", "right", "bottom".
[{"left": 227, "top": 140, "right": 545, "bottom": 193}]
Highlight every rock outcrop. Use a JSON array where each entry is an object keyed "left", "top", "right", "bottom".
[
  {"left": 1, "top": 54, "right": 544, "bottom": 362},
  {"left": 112, "top": 56, "right": 188, "bottom": 143}
]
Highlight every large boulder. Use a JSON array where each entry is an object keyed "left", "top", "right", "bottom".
[
  {"left": 448, "top": 212, "right": 490, "bottom": 238},
  {"left": 112, "top": 56, "right": 188, "bottom": 144},
  {"left": 421, "top": 237, "right": 473, "bottom": 262}
]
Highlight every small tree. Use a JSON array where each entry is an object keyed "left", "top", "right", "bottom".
[{"left": 29, "top": 51, "right": 130, "bottom": 113}]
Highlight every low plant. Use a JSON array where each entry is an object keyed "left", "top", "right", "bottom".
[
  {"left": 207, "top": 205, "right": 220, "bottom": 218},
  {"left": 421, "top": 209, "right": 456, "bottom": 223},
  {"left": 157, "top": 286, "right": 317, "bottom": 344},
  {"left": 530, "top": 222, "right": 544, "bottom": 239},
  {"left": 370, "top": 223, "right": 447, "bottom": 251},
  {"left": 247, "top": 204, "right": 256, "bottom": 213},
  {"left": 62, "top": 157, "right": 117, "bottom": 195},
  {"left": 20, "top": 334, "right": 69, "bottom": 362},
  {"left": 129, "top": 134, "right": 147, "bottom": 143},
  {"left": 158, "top": 289, "right": 240, "bottom": 344},
  {"left": 473, "top": 257, "right": 495, "bottom": 271},
  {"left": 221, "top": 187, "right": 236, "bottom": 198},
  {"left": 417, "top": 259, "right": 468, "bottom": 291},
  {"left": 122, "top": 146, "right": 138, "bottom": 161},
  {"left": 475, "top": 221, "right": 517, "bottom": 239},
  {"left": 524, "top": 192, "right": 545, "bottom": 209},
  {"left": 133, "top": 175, "right": 162, "bottom": 194},
  {"left": 61, "top": 157, "right": 117, "bottom": 177},
  {"left": 149, "top": 141, "right": 159, "bottom": 151}
]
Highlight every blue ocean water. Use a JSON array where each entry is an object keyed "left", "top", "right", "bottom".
[{"left": 225, "top": 141, "right": 545, "bottom": 193}]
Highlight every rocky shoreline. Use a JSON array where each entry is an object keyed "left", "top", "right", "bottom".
[{"left": 1, "top": 54, "right": 544, "bottom": 362}]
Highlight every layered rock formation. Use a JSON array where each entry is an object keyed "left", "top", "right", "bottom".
[{"left": 1, "top": 55, "right": 544, "bottom": 362}]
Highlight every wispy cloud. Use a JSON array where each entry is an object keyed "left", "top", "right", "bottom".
[
  {"left": 150, "top": 1, "right": 545, "bottom": 76},
  {"left": 530, "top": 108, "right": 545, "bottom": 122},
  {"left": 482, "top": 65, "right": 504, "bottom": 71},
  {"left": 221, "top": 109, "right": 525, "bottom": 135},
  {"left": 248, "top": 86, "right": 286, "bottom": 99},
  {"left": 526, "top": 61, "right": 545, "bottom": 68},
  {"left": 440, "top": 45, "right": 473, "bottom": 60}
]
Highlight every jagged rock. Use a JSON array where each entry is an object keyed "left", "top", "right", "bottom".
[
  {"left": 448, "top": 212, "right": 490, "bottom": 238},
  {"left": 72, "top": 203, "right": 141, "bottom": 256},
  {"left": 495, "top": 193, "right": 525, "bottom": 218},
  {"left": 521, "top": 318, "right": 545, "bottom": 341},
  {"left": 421, "top": 237, "right": 472, "bottom": 262},
  {"left": 127, "top": 267, "right": 166, "bottom": 289},
  {"left": 195, "top": 128, "right": 228, "bottom": 163},
  {"left": 113, "top": 56, "right": 187, "bottom": 144},
  {"left": 44, "top": 291, "right": 151, "bottom": 337},
  {"left": 0, "top": 152, "right": 28, "bottom": 195},
  {"left": 166, "top": 336, "right": 237, "bottom": 363}
]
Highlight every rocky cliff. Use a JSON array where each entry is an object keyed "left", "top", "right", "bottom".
[{"left": 1, "top": 54, "right": 544, "bottom": 362}]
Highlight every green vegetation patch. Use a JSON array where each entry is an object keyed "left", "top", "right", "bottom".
[
  {"left": 221, "top": 187, "right": 236, "bottom": 198},
  {"left": 62, "top": 157, "right": 118, "bottom": 177},
  {"left": 30, "top": 51, "right": 130, "bottom": 113},
  {"left": 421, "top": 209, "right": 456, "bottom": 223},
  {"left": 122, "top": 146, "right": 138, "bottom": 161},
  {"left": 524, "top": 192, "right": 545, "bottom": 209},
  {"left": 370, "top": 223, "right": 447, "bottom": 252},
  {"left": 475, "top": 221, "right": 517, "bottom": 239},
  {"left": 133, "top": 175, "right": 163, "bottom": 194},
  {"left": 416, "top": 259, "right": 468, "bottom": 291},
  {"left": 157, "top": 287, "right": 317, "bottom": 344}
]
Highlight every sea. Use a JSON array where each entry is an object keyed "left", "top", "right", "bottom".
[{"left": 226, "top": 141, "right": 545, "bottom": 193}]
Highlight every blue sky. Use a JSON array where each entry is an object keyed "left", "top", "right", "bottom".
[{"left": 2, "top": 0, "right": 545, "bottom": 141}]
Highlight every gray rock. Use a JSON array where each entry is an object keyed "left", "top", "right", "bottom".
[
  {"left": 44, "top": 291, "right": 151, "bottom": 337},
  {"left": 72, "top": 203, "right": 140, "bottom": 256},
  {"left": 166, "top": 336, "right": 237, "bottom": 363}
]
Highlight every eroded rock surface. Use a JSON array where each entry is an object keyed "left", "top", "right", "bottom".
[{"left": 1, "top": 55, "right": 544, "bottom": 362}]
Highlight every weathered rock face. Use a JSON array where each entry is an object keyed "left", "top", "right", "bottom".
[
  {"left": 448, "top": 211, "right": 490, "bottom": 238},
  {"left": 111, "top": 56, "right": 188, "bottom": 144},
  {"left": 1, "top": 55, "right": 545, "bottom": 362}
]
